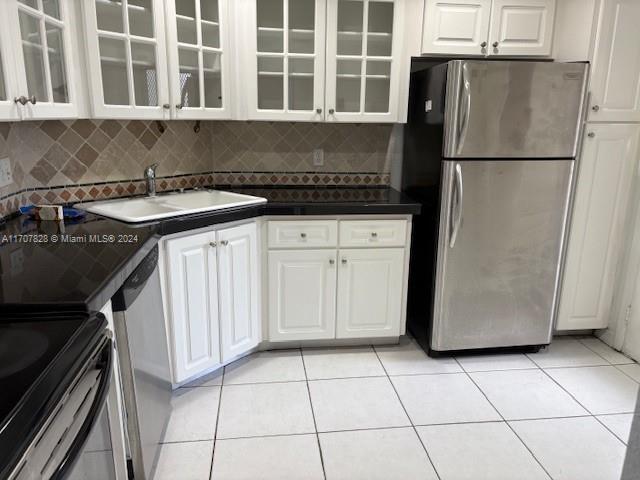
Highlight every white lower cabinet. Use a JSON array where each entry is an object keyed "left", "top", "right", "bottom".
[
  {"left": 268, "top": 249, "right": 337, "bottom": 341},
  {"left": 164, "top": 222, "right": 260, "bottom": 383},
  {"left": 166, "top": 230, "right": 221, "bottom": 382},
  {"left": 337, "top": 249, "right": 405, "bottom": 338},
  {"left": 218, "top": 223, "right": 261, "bottom": 362},
  {"left": 267, "top": 218, "right": 410, "bottom": 342},
  {"left": 557, "top": 124, "right": 640, "bottom": 330}
]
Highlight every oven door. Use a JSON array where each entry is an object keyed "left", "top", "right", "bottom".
[
  {"left": 64, "top": 381, "right": 128, "bottom": 480},
  {"left": 10, "top": 338, "right": 126, "bottom": 480}
]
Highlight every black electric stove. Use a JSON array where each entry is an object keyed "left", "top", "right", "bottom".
[{"left": 0, "top": 311, "right": 111, "bottom": 479}]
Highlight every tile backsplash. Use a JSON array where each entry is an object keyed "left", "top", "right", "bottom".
[{"left": 0, "top": 120, "right": 394, "bottom": 217}]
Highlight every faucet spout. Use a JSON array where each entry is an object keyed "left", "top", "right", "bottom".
[{"left": 144, "top": 163, "right": 159, "bottom": 197}]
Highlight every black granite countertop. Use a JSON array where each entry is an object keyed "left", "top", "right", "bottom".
[{"left": 0, "top": 187, "right": 419, "bottom": 311}]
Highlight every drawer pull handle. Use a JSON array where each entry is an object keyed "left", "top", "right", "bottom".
[
  {"left": 341, "top": 258, "right": 347, "bottom": 265},
  {"left": 300, "top": 233, "right": 307, "bottom": 239}
]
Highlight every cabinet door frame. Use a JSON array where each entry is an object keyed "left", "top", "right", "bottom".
[
  {"left": 268, "top": 249, "right": 337, "bottom": 341},
  {"left": 0, "top": 3, "right": 21, "bottom": 120},
  {"left": 336, "top": 248, "right": 404, "bottom": 338},
  {"left": 165, "top": 0, "right": 233, "bottom": 119},
  {"left": 238, "top": 0, "right": 327, "bottom": 121},
  {"left": 588, "top": 0, "right": 640, "bottom": 122},
  {"left": 557, "top": 124, "right": 640, "bottom": 330},
  {"left": 165, "top": 231, "right": 222, "bottom": 383},
  {"left": 217, "top": 223, "right": 261, "bottom": 363},
  {"left": 488, "top": 0, "right": 556, "bottom": 57},
  {"left": 421, "top": 0, "right": 492, "bottom": 56},
  {"left": 4, "top": 0, "right": 80, "bottom": 119},
  {"left": 325, "top": 0, "right": 405, "bottom": 122},
  {"left": 81, "top": 0, "right": 170, "bottom": 119}
]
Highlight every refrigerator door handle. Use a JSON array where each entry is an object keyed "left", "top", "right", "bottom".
[
  {"left": 449, "top": 163, "right": 463, "bottom": 248},
  {"left": 457, "top": 64, "right": 471, "bottom": 155}
]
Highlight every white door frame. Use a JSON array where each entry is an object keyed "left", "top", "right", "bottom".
[{"left": 604, "top": 166, "right": 640, "bottom": 352}]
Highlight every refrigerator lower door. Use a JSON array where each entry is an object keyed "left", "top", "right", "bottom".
[{"left": 432, "top": 160, "right": 573, "bottom": 352}]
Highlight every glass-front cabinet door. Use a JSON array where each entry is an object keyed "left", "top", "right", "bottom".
[
  {"left": 165, "top": 0, "right": 232, "bottom": 119},
  {"left": 325, "top": 0, "right": 402, "bottom": 122},
  {"left": 4, "top": 0, "right": 78, "bottom": 119},
  {"left": 83, "top": 0, "right": 170, "bottom": 118},
  {"left": 244, "top": 0, "right": 326, "bottom": 121}
]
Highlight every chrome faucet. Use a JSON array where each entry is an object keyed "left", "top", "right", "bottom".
[{"left": 144, "top": 163, "right": 159, "bottom": 197}]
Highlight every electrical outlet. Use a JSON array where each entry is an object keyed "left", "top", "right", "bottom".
[
  {"left": 313, "top": 148, "right": 324, "bottom": 167},
  {"left": 0, "top": 157, "right": 13, "bottom": 188}
]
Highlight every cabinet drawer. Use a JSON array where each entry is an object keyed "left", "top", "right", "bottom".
[
  {"left": 268, "top": 221, "right": 338, "bottom": 248},
  {"left": 339, "top": 220, "right": 407, "bottom": 247}
]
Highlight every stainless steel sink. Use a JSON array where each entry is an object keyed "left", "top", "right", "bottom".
[{"left": 75, "top": 189, "right": 267, "bottom": 223}]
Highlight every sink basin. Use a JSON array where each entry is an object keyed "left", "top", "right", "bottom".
[{"left": 75, "top": 189, "right": 267, "bottom": 223}]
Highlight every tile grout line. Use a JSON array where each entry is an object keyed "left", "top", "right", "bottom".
[
  {"left": 207, "top": 369, "right": 226, "bottom": 480},
  {"left": 299, "top": 347, "right": 328, "bottom": 480},
  {"left": 576, "top": 337, "right": 635, "bottom": 365},
  {"left": 166, "top": 411, "right": 637, "bottom": 444},
  {"left": 453, "top": 357, "right": 555, "bottom": 480},
  {"left": 534, "top": 363, "right": 630, "bottom": 447},
  {"left": 613, "top": 364, "right": 640, "bottom": 384},
  {"left": 525, "top": 336, "right": 639, "bottom": 440},
  {"left": 372, "top": 345, "right": 443, "bottom": 480}
]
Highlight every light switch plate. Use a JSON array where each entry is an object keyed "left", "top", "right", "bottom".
[
  {"left": 0, "top": 157, "right": 12, "bottom": 188},
  {"left": 313, "top": 148, "right": 324, "bottom": 166}
]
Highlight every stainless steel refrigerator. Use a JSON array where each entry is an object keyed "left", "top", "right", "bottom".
[{"left": 402, "top": 60, "right": 589, "bottom": 355}]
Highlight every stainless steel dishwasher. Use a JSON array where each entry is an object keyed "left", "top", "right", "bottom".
[{"left": 112, "top": 245, "right": 172, "bottom": 480}]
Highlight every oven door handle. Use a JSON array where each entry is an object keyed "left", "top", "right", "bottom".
[{"left": 52, "top": 338, "right": 114, "bottom": 480}]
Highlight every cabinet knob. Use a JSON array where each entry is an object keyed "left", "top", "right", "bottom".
[
  {"left": 162, "top": 103, "right": 170, "bottom": 109},
  {"left": 14, "top": 95, "right": 36, "bottom": 105},
  {"left": 492, "top": 41, "right": 499, "bottom": 48},
  {"left": 300, "top": 232, "right": 307, "bottom": 238},
  {"left": 480, "top": 41, "right": 487, "bottom": 48},
  {"left": 328, "top": 108, "right": 335, "bottom": 114},
  {"left": 176, "top": 103, "right": 183, "bottom": 109},
  {"left": 371, "top": 232, "right": 378, "bottom": 238},
  {"left": 587, "top": 132, "right": 596, "bottom": 138},
  {"left": 316, "top": 108, "right": 322, "bottom": 114},
  {"left": 209, "top": 242, "right": 217, "bottom": 248},
  {"left": 221, "top": 240, "right": 229, "bottom": 246},
  {"left": 592, "top": 105, "right": 600, "bottom": 112},
  {"left": 329, "top": 258, "right": 335, "bottom": 265},
  {"left": 341, "top": 258, "right": 347, "bottom": 265}
]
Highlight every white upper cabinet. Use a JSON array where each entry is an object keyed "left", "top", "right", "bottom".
[
  {"left": 82, "top": 0, "right": 170, "bottom": 119},
  {"left": 488, "top": 0, "right": 555, "bottom": 56},
  {"left": 557, "top": 124, "right": 640, "bottom": 331},
  {"left": 1, "top": 0, "right": 79, "bottom": 119},
  {"left": 422, "top": 0, "right": 556, "bottom": 57},
  {"left": 217, "top": 223, "right": 261, "bottom": 363},
  {"left": 325, "top": 0, "right": 404, "bottom": 122},
  {"left": 588, "top": 0, "right": 640, "bottom": 122},
  {"left": 165, "top": 0, "right": 232, "bottom": 119},
  {"left": 239, "top": 0, "right": 326, "bottom": 121},
  {"left": 421, "top": 0, "right": 492, "bottom": 56}
]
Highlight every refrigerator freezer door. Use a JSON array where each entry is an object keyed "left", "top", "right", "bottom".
[
  {"left": 444, "top": 61, "right": 588, "bottom": 159},
  {"left": 432, "top": 160, "right": 573, "bottom": 351}
]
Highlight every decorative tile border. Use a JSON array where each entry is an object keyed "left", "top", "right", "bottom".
[{"left": 0, "top": 171, "right": 390, "bottom": 219}]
